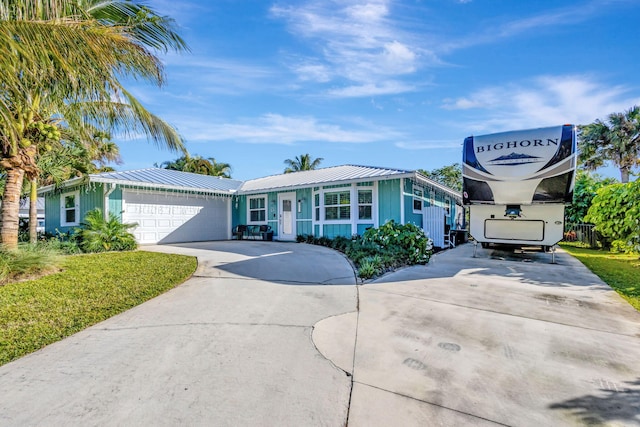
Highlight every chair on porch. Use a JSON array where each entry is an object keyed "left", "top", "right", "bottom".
[{"left": 232, "top": 224, "right": 247, "bottom": 240}]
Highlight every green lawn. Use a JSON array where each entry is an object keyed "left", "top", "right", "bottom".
[
  {"left": 560, "top": 243, "right": 640, "bottom": 311},
  {"left": 0, "top": 251, "right": 197, "bottom": 366}
]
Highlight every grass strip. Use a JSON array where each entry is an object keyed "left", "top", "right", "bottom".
[
  {"left": 560, "top": 243, "right": 640, "bottom": 311},
  {"left": 0, "top": 251, "right": 197, "bottom": 366}
]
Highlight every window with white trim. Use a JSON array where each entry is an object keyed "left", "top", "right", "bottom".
[
  {"left": 358, "top": 189, "right": 373, "bottom": 220},
  {"left": 248, "top": 196, "right": 266, "bottom": 223},
  {"left": 314, "top": 193, "right": 320, "bottom": 221},
  {"left": 325, "top": 191, "right": 350, "bottom": 220},
  {"left": 413, "top": 188, "right": 423, "bottom": 212},
  {"left": 60, "top": 190, "right": 80, "bottom": 226}
]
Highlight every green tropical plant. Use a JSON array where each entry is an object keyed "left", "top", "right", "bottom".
[
  {"left": 0, "top": 244, "right": 60, "bottom": 284},
  {"left": 0, "top": 0, "right": 188, "bottom": 250},
  {"left": 357, "top": 260, "right": 378, "bottom": 280},
  {"left": 158, "top": 155, "right": 232, "bottom": 178},
  {"left": 284, "top": 154, "right": 323, "bottom": 173},
  {"left": 578, "top": 106, "right": 640, "bottom": 183},
  {"left": 584, "top": 180, "right": 640, "bottom": 253},
  {"left": 76, "top": 209, "right": 138, "bottom": 253},
  {"left": 418, "top": 163, "right": 462, "bottom": 191},
  {"left": 564, "top": 170, "right": 616, "bottom": 224},
  {"left": 362, "top": 221, "right": 433, "bottom": 265}
]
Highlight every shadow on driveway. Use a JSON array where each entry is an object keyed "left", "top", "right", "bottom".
[{"left": 145, "top": 240, "right": 357, "bottom": 285}]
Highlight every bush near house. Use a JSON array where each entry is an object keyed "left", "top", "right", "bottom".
[
  {"left": 585, "top": 180, "right": 640, "bottom": 254},
  {"left": 297, "top": 221, "right": 433, "bottom": 280},
  {"left": 75, "top": 209, "right": 137, "bottom": 253}
]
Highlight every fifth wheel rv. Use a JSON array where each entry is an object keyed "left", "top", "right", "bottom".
[{"left": 462, "top": 125, "right": 577, "bottom": 251}]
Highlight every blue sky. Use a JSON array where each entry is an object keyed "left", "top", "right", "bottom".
[{"left": 116, "top": 0, "right": 640, "bottom": 181}]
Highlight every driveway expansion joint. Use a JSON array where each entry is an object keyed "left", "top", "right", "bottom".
[
  {"left": 353, "top": 381, "right": 512, "bottom": 427},
  {"left": 345, "top": 284, "right": 361, "bottom": 425},
  {"left": 96, "top": 322, "right": 311, "bottom": 332}
]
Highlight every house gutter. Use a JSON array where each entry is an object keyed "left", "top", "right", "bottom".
[{"left": 104, "top": 183, "right": 116, "bottom": 220}]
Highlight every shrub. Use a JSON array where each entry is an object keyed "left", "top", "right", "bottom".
[
  {"left": 585, "top": 181, "right": 640, "bottom": 253},
  {"left": 357, "top": 259, "right": 378, "bottom": 280},
  {"left": 300, "top": 221, "right": 434, "bottom": 280},
  {"left": 75, "top": 209, "right": 138, "bottom": 253},
  {"left": 331, "top": 236, "right": 351, "bottom": 252},
  {"left": 362, "top": 221, "right": 433, "bottom": 265},
  {"left": 0, "top": 244, "right": 60, "bottom": 284}
]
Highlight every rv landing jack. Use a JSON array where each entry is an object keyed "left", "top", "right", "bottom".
[{"left": 473, "top": 241, "right": 559, "bottom": 264}]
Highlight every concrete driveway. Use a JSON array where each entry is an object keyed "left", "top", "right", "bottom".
[
  {"left": 315, "top": 244, "right": 640, "bottom": 426},
  {"left": 0, "top": 241, "right": 639, "bottom": 426},
  {"left": 0, "top": 241, "right": 357, "bottom": 426}
]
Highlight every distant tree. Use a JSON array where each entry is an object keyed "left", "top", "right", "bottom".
[
  {"left": 418, "top": 163, "right": 462, "bottom": 192},
  {"left": 579, "top": 106, "right": 640, "bottom": 183},
  {"left": 158, "top": 155, "right": 232, "bottom": 178},
  {"left": 564, "top": 170, "right": 616, "bottom": 224},
  {"left": 284, "top": 154, "right": 323, "bottom": 173}
]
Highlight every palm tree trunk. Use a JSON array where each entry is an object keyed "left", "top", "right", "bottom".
[
  {"left": 0, "top": 167, "right": 25, "bottom": 250},
  {"left": 620, "top": 167, "right": 630, "bottom": 183},
  {"left": 29, "top": 179, "right": 38, "bottom": 244}
]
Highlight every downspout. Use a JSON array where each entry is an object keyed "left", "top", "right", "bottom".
[
  {"left": 399, "top": 178, "right": 405, "bottom": 224},
  {"left": 103, "top": 183, "right": 116, "bottom": 220}
]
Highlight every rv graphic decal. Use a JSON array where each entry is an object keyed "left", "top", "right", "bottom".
[
  {"left": 475, "top": 138, "right": 559, "bottom": 153},
  {"left": 488, "top": 152, "right": 542, "bottom": 166},
  {"left": 462, "top": 125, "right": 576, "bottom": 205}
]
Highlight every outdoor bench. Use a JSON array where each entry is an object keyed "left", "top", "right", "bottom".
[{"left": 232, "top": 224, "right": 273, "bottom": 241}]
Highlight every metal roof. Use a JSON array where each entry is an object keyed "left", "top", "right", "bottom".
[
  {"left": 38, "top": 164, "right": 462, "bottom": 203},
  {"left": 37, "top": 168, "right": 244, "bottom": 195},
  {"left": 239, "top": 164, "right": 413, "bottom": 193},
  {"left": 90, "top": 168, "right": 244, "bottom": 193}
]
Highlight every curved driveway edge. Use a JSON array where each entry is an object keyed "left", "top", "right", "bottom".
[
  {"left": 0, "top": 241, "right": 357, "bottom": 426},
  {"left": 314, "top": 243, "right": 640, "bottom": 426}
]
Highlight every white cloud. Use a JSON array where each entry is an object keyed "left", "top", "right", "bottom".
[
  {"left": 173, "top": 113, "right": 404, "bottom": 145},
  {"left": 271, "top": 0, "right": 430, "bottom": 97},
  {"left": 162, "top": 56, "right": 281, "bottom": 95},
  {"left": 441, "top": 75, "right": 640, "bottom": 133},
  {"left": 439, "top": 1, "right": 616, "bottom": 53},
  {"left": 328, "top": 81, "right": 416, "bottom": 97}
]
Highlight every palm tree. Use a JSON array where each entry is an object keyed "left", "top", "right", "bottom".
[
  {"left": 579, "top": 106, "right": 640, "bottom": 183},
  {"left": 158, "top": 155, "right": 232, "bottom": 178},
  {"left": 24, "top": 129, "right": 123, "bottom": 243},
  {"left": 0, "top": 0, "right": 188, "bottom": 249},
  {"left": 284, "top": 154, "right": 324, "bottom": 173}
]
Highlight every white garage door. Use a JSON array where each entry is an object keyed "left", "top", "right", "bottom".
[{"left": 122, "top": 191, "right": 230, "bottom": 244}]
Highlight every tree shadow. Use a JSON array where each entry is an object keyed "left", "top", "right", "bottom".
[{"left": 549, "top": 378, "right": 640, "bottom": 425}]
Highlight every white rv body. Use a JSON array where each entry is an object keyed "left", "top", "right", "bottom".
[{"left": 463, "top": 125, "right": 576, "bottom": 249}]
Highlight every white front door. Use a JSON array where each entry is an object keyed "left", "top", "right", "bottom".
[{"left": 278, "top": 192, "right": 296, "bottom": 241}]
